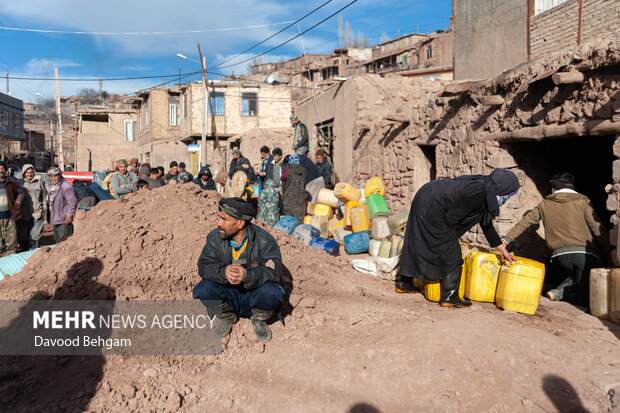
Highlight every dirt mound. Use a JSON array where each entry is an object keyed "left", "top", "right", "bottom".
[{"left": 0, "top": 184, "right": 618, "bottom": 412}]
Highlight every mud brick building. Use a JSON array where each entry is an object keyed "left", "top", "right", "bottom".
[{"left": 296, "top": 37, "right": 620, "bottom": 263}]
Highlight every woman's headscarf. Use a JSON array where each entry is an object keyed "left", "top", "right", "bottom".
[
  {"left": 489, "top": 169, "right": 520, "bottom": 197},
  {"left": 288, "top": 154, "right": 300, "bottom": 166}
]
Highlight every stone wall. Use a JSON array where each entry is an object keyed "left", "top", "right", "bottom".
[{"left": 530, "top": 0, "right": 620, "bottom": 60}]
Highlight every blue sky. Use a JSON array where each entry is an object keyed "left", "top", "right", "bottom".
[{"left": 0, "top": 0, "right": 452, "bottom": 102}]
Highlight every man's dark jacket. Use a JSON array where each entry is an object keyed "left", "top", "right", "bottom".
[
  {"left": 316, "top": 159, "right": 332, "bottom": 185},
  {"left": 197, "top": 224, "right": 282, "bottom": 290},
  {"left": 298, "top": 155, "right": 321, "bottom": 184},
  {"left": 192, "top": 166, "right": 216, "bottom": 191},
  {"left": 4, "top": 178, "right": 24, "bottom": 221}
]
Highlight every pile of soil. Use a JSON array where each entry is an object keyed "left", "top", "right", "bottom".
[{"left": 0, "top": 183, "right": 618, "bottom": 412}]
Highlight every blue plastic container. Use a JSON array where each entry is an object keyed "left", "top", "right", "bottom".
[
  {"left": 89, "top": 182, "right": 114, "bottom": 201},
  {"left": 309, "top": 237, "right": 340, "bottom": 256},
  {"left": 344, "top": 231, "right": 371, "bottom": 254},
  {"left": 292, "top": 224, "right": 320, "bottom": 245},
  {"left": 0, "top": 246, "right": 55, "bottom": 281},
  {"left": 274, "top": 216, "right": 299, "bottom": 235}
]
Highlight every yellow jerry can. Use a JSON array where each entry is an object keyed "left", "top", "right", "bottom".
[
  {"left": 463, "top": 252, "right": 501, "bottom": 302},
  {"left": 496, "top": 256, "right": 545, "bottom": 315}
]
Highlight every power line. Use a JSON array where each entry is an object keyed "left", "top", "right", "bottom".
[
  {"left": 0, "top": 21, "right": 296, "bottom": 36},
  {"left": 7, "top": 71, "right": 202, "bottom": 82},
  {"left": 211, "top": 0, "right": 360, "bottom": 70},
  {"left": 209, "top": 0, "right": 334, "bottom": 70}
]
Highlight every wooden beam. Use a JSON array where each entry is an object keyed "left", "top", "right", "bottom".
[
  {"left": 478, "top": 95, "right": 505, "bottom": 106},
  {"left": 355, "top": 121, "right": 372, "bottom": 131},
  {"left": 385, "top": 113, "right": 410, "bottom": 123},
  {"left": 438, "top": 80, "right": 483, "bottom": 97},
  {"left": 479, "top": 120, "right": 620, "bottom": 142},
  {"left": 552, "top": 71, "right": 585, "bottom": 85}
]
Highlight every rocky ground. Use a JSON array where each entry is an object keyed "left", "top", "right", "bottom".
[{"left": 0, "top": 183, "right": 618, "bottom": 412}]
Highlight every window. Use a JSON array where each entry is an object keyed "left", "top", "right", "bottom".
[
  {"left": 389, "top": 44, "right": 393, "bottom": 50},
  {"left": 426, "top": 45, "right": 433, "bottom": 59},
  {"left": 407, "top": 37, "right": 411, "bottom": 45},
  {"left": 397, "top": 41, "right": 401, "bottom": 48},
  {"left": 13, "top": 114, "right": 20, "bottom": 128},
  {"left": 183, "top": 94, "right": 188, "bottom": 118},
  {"left": 401, "top": 55, "right": 408, "bottom": 66},
  {"left": 169, "top": 97, "right": 180, "bottom": 126},
  {"left": 124, "top": 119, "right": 137, "bottom": 142},
  {"left": 242, "top": 92, "right": 257, "bottom": 116},
  {"left": 138, "top": 108, "right": 142, "bottom": 131},
  {"left": 308, "top": 57, "right": 312, "bottom": 62},
  {"left": 381, "top": 45, "right": 385, "bottom": 52},
  {"left": 1, "top": 111, "right": 7, "bottom": 125},
  {"left": 145, "top": 101, "right": 149, "bottom": 129},
  {"left": 293, "top": 77, "right": 298, "bottom": 86},
  {"left": 207, "top": 92, "right": 225, "bottom": 115}
]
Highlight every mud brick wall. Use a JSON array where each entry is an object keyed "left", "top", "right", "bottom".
[{"left": 530, "top": 0, "right": 620, "bottom": 60}]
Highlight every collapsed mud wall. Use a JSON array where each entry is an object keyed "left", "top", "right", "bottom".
[{"left": 349, "top": 37, "right": 620, "bottom": 256}]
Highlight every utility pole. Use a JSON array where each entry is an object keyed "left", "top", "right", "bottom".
[
  {"left": 50, "top": 121, "right": 54, "bottom": 167},
  {"left": 197, "top": 43, "right": 225, "bottom": 173},
  {"left": 201, "top": 56, "right": 207, "bottom": 168},
  {"left": 55, "top": 67, "right": 64, "bottom": 170},
  {"left": 5, "top": 69, "right": 8, "bottom": 95},
  {"left": 74, "top": 101, "right": 78, "bottom": 169}
]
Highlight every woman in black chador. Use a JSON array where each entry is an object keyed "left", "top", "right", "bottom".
[{"left": 397, "top": 168, "right": 520, "bottom": 307}]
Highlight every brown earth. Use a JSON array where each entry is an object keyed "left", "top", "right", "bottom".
[{"left": 0, "top": 183, "right": 618, "bottom": 412}]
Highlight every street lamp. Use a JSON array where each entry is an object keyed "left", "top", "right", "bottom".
[{"left": 177, "top": 53, "right": 208, "bottom": 168}]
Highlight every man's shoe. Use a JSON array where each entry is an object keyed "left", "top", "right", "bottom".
[
  {"left": 251, "top": 308, "right": 273, "bottom": 341},
  {"left": 208, "top": 302, "right": 238, "bottom": 339},
  {"left": 395, "top": 277, "right": 417, "bottom": 294}
]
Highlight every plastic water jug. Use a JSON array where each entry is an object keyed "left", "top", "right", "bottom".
[
  {"left": 307, "top": 203, "right": 316, "bottom": 216},
  {"left": 463, "top": 252, "right": 501, "bottom": 302},
  {"left": 334, "top": 183, "right": 361, "bottom": 203},
  {"left": 343, "top": 201, "right": 363, "bottom": 229},
  {"left": 303, "top": 215, "right": 312, "bottom": 225},
  {"left": 496, "top": 257, "right": 545, "bottom": 315},
  {"left": 317, "top": 188, "right": 340, "bottom": 208},
  {"left": 293, "top": 224, "right": 321, "bottom": 245},
  {"left": 590, "top": 268, "right": 612, "bottom": 320},
  {"left": 387, "top": 212, "right": 408, "bottom": 236},
  {"left": 327, "top": 218, "right": 340, "bottom": 238},
  {"left": 364, "top": 177, "right": 386, "bottom": 197},
  {"left": 460, "top": 243, "right": 490, "bottom": 260},
  {"left": 314, "top": 203, "right": 334, "bottom": 219},
  {"left": 350, "top": 205, "right": 371, "bottom": 233},
  {"left": 390, "top": 236, "right": 403, "bottom": 258},
  {"left": 344, "top": 231, "right": 371, "bottom": 254},
  {"left": 371, "top": 217, "right": 391, "bottom": 241},
  {"left": 424, "top": 270, "right": 466, "bottom": 302},
  {"left": 309, "top": 237, "right": 340, "bottom": 256},
  {"left": 334, "top": 226, "right": 353, "bottom": 244},
  {"left": 369, "top": 239, "right": 382, "bottom": 257},
  {"left": 378, "top": 239, "right": 391, "bottom": 258},
  {"left": 309, "top": 215, "right": 329, "bottom": 238},
  {"left": 611, "top": 268, "right": 620, "bottom": 325},
  {"left": 274, "top": 216, "right": 298, "bottom": 235},
  {"left": 365, "top": 194, "right": 389, "bottom": 219}
]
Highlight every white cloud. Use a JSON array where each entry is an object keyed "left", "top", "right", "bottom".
[
  {"left": 2, "top": 0, "right": 299, "bottom": 57},
  {"left": 121, "top": 65, "right": 153, "bottom": 71},
  {"left": 24, "top": 58, "right": 81, "bottom": 74}
]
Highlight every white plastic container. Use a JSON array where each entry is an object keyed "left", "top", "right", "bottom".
[
  {"left": 371, "top": 216, "right": 391, "bottom": 241},
  {"left": 590, "top": 268, "right": 612, "bottom": 320}
]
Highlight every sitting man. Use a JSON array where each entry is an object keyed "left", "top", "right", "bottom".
[{"left": 193, "top": 197, "right": 284, "bottom": 341}]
